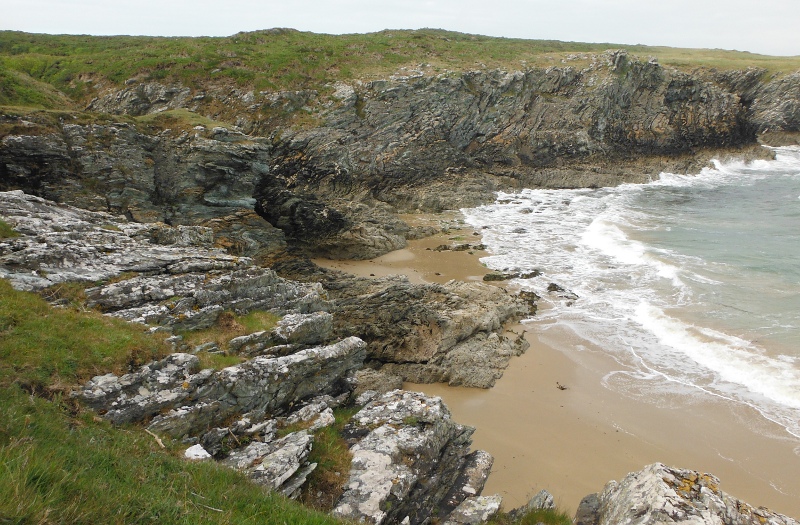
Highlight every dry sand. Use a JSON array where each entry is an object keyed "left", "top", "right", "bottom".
[{"left": 314, "top": 217, "right": 800, "bottom": 518}]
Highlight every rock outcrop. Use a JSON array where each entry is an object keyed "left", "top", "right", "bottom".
[
  {"left": 0, "top": 190, "right": 327, "bottom": 331},
  {"left": 575, "top": 463, "right": 799, "bottom": 525},
  {"left": 333, "top": 390, "right": 494, "bottom": 525},
  {"left": 0, "top": 191, "right": 530, "bottom": 387},
  {"left": 3, "top": 53, "right": 799, "bottom": 260},
  {"left": 286, "top": 268, "right": 531, "bottom": 388},
  {"left": 77, "top": 338, "right": 365, "bottom": 496},
  {"left": 79, "top": 337, "right": 366, "bottom": 432}
]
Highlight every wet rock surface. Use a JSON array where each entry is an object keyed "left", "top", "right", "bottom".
[{"left": 575, "top": 463, "right": 799, "bottom": 525}]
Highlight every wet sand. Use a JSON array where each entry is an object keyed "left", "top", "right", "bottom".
[{"left": 315, "top": 217, "right": 800, "bottom": 518}]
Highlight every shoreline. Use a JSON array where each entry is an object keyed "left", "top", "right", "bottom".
[{"left": 315, "top": 218, "right": 800, "bottom": 518}]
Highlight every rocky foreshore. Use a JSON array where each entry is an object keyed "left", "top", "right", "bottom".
[
  {"left": 3, "top": 47, "right": 800, "bottom": 524},
  {"left": 2, "top": 190, "right": 798, "bottom": 524}
]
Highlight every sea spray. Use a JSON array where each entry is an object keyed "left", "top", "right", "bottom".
[{"left": 463, "top": 146, "right": 800, "bottom": 439}]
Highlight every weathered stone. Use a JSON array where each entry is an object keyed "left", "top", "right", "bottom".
[
  {"left": 281, "top": 395, "right": 338, "bottom": 431},
  {"left": 575, "top": 493, "right": 602, "bottom": 525},
  {"left": 0, "top": 191, "right": 328, "bottom": 331},
  {"left": 509, "top": 489, "right": 556, "bottom": 521},
  {"left": 439, "top": 450, "right": 494, "bottom": 516},
  {"left": 443, "top": 495, "right": 502, "bottom": 525},
  {"left": 184, "top": 444, "right": 212, "bottom": 460},
  {"left": 78, "top": 337, "right": 366, "bottom": 438},
  {"left": 0, "top": 191, "right": 245, "bottom": 291},
  {"left": 220, "top": 431, "right": 313, "bottom": 492},
  {"left": 79, "top": 353, "right": 207, "bottom": 425},
  {"left": 199, "top": 417, "right": 277, "bottom": 457},
  {"left": 352, "top": 368, "right": 404, "bottom": 399},
  {"left": 333, "top": 391, "right": 489, "bottom": 525},
  {"left": 577, "top": 463, "right": 799, "bottom": 525},
  {"left": 86, "top": 267, "right": 329, "bottom": 330},
  {"left": 273, "top": 312, "right": 333, "bottom": 345},
  {"left": 325, "top": 276, "right": 529, "bottom": 388}
]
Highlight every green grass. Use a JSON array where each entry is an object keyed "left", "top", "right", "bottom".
[
  {"left": 0, "top": 28, "right": 798, "bottom": 111},
  {"left": 0, "top": 278, "right": 168, "bottom": 393},
  {"left": 135, "top": 108, "right": 234, "bottom": 133},
  {"left": 0, "top": 278, "right": 344, "bottom": 523},
  {"left": 300, "top": 406, "right": 359, "bottom": 511},
  {"left": 489, "top": 507, "right": 574, "bottom": 525},
  {"left": 0, "top": 386, "right": 340, "bottom": 524},
  {"left": 0, "top": 219, "right": 19, "bottom": 238},
  {"left": 196, "top": 351, "right": 246, "bottom": 370},
  {"left": 179, "top": 310, "right": 280, "bottom": 352}
]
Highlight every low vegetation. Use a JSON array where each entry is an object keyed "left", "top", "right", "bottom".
[
  {"left": 135, "top": 108, "right": 233, "bottom": 133},
  {"left": 0, "top": 218, "right": 18, "bottom": 238},
  {"left": 1, "top": 28, "right": 799, "bottom": 111},
  {"left": 0, "top": 279, "right": 342, "bottom": 523},
  {"left": 178, "top": 309, "right": 280, "bottom": 351},
  {"left": 0, "top": 278, "right": 168, "bottom": 393},
  {"left": 300, "top": 406, "right": 360, "bottom": 511},
  {"left": 489, "top": 507, "right": 575, "bottom": 525}
]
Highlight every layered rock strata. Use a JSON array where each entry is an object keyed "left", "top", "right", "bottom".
[{"left": 4, "top": 52, "right": 799, "bottom": 260}]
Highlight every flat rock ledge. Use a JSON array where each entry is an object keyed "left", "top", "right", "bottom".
[
  {"left": 0, "top": 190, "right": 328, "bottom": 332},
  {"left": 333, "top": 390, "right": 493, "bottom": 525},
  {"left": 575, "top": 463, "right": 799, "bottom": 525}
]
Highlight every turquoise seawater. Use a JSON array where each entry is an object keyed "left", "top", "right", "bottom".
[{"left": 464, "top": 146, "right": 800, "bottom": 439}]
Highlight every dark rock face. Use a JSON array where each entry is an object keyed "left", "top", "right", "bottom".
[
  {"left": 3, "top": 54, "right": 799, "bottom": 260},
  {"left": 575, "top": 463, "right": 799, "bottom": 525},
  {"left": 0, "top": 122, "right": 286, "bottom": 259}
]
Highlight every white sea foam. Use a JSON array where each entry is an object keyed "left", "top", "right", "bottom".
[
  {"left": 463, "top": 149, "right": 800, "bottom": 439},
  {"left": 633, "top": 301, "right": 800, "bottom": 411}
]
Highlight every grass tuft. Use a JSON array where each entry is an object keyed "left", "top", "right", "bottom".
[
  {"left": 489, "top": 507, "right": 574, "bottom": 525},
  {"left": 300, "top": 406, "right": 360, "bottom": 511},
  {"left": 0, "top": 218, "right": 19, "bottom": 238},
  {"left": 179, "top": 310, "right": 280, "bottom": 351}
]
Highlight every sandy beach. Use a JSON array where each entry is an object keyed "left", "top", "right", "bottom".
[{"left": 314, "top": 217, "right": 800, "bottom": 518}]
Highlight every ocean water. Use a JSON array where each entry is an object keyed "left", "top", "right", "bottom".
[{"left": 463, "top": 146, "right": 800, "bottom": 440}]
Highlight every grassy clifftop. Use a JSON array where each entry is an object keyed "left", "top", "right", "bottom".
[{"left": 1, "top": 28, "right": 799, "bottom": 110}]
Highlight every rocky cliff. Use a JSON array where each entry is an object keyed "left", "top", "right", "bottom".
[
  {"left": 3, "top": 42, "right": 800, "bottom": 523},
  {"left": 2, "top": 51, "right": 799, "bottom": 260}
]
